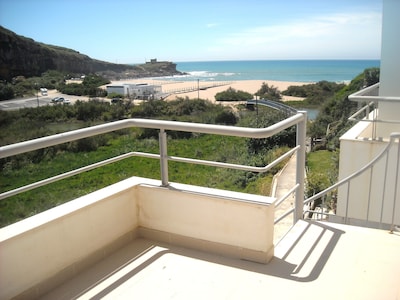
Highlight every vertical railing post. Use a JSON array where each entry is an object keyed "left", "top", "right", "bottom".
[
  {"left": 390, "top": 135, "right": 400, "bottom": 233},
  {"left": 295, "top": 111, "right": 307, "bottom": 223},
  {"left": 159, "top": 129, "right": 169, "bottom": 186}
]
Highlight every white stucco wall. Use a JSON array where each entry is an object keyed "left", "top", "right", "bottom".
[{"left": 337, "top": 136, "right": 400, "bottom": 225}]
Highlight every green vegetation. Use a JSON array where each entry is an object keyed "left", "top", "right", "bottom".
[
  {"left": 305, "top": 150, "right": 339, "bottom": 213},
  {"left": 215, "top": 87, "right": 253, "bottom": 101},
  {"left": 296, "top": 68, "right": 379, "bottom": 212},
  {"left": 214, "top": 82, "right": 282, "bottom": 102},
  {"left": 255, "top": 82, "right": 281, "bottom": 101},
  {"left": 58, "top": 74, "right": 109, "bottom": 97},
  {"left": 0, "top": 70, "right": 65, "bottom": 99},
  {"left": 282, "top": 80, "right": 346, "bottom": 106},
  {"left": 0, "top": 71, "right": 110, "bottom": 100},
  {"left": 308, "top": 67, "right": 379, "bottom": 150},
  {"left": 1, "top": 26, "right": 181, "bottom": 84}
]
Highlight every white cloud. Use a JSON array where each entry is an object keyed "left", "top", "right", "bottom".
[{"left": 212, "top": 11, "right": 382, "bottom": 59}]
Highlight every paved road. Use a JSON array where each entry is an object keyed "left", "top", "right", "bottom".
[
  {"left": 0, "top": 89, "right": 95, "bottom": 111},
  {"left": 0, "top": 96, "right": 53, "bottom": 110}
]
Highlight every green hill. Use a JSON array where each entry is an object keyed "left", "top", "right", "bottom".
[{"left": 0, "top": 26, "right": 181, "bottom": 80}]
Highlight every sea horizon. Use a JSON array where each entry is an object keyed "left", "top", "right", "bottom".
[{"left": 151, "top": 59, "right": 380, "bottom": 83}]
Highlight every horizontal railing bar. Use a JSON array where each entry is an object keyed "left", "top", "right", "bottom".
[
  {"left": 348, "top": 118, "right": 400, "bottom": 124},
  {"left": 274, "top": 183, "right": 299, "bottom": 209},
  {"left": 348, "top": 102, "right": 374, "bottom": 120},
  {"left": 169, "top": 156, "right": 259, "bottom": 172},
  {"left": 348, "top": 82, "right": 400, "bottom": 103},
  {"left": 348, "top": 82, "right": 380, "bottom": 100},
  {"left": 0, "top": 151, "right": 164, "bottom": 200},
  {"left": 0, "top": 114, "right": 305, "bottom": 159},
  {"left": 0, "top": 146, "right": 300, "bottom": 201},
  {"left": 0, "top": 152, "right": 138, "bottom": 200},
  {"left": 349, "top": 96, "right": 400, "bottom": 102},
  {"left": 274, "top": 207, "right": 295, "bottom": 224},
  {"left": 169, "top": 146, "right": 299, "bottom": 173},
  {"left": 303, "top": 210, "right": 335, "bottom": 218}
]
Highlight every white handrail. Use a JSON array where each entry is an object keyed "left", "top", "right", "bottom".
[
  {"left": 304, "top": 132, "right": 400, "bottom": 206},
  {"left": 304, "top": 132, "right": 400, "bottom": 231},
  {"left": 0, "top": 113, "right": 308, "bottom": 224},
  {"left": 0, "top": 114, "right": 304, "bottom": 159}
]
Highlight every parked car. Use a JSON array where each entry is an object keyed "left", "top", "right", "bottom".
[
  {"left": 111, "top": 98, "right": 123, "bottom": 104},
  {"left": 51, "top": 97, "right": 65, "bottom": 103},
  {"left": 63, "top": 99, "right": 71, "bottom": 105},
  {"left": 40, "top": 88, "right": 48, "bottom": 96}
]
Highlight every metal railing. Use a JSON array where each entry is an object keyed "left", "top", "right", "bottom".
[
  {"left": 0, "top": 113, "right": 307, "bottom": 224},
  {"left": 302, "top": 132, "right": 400, "bottom": 232},
  {"left": 348, "top": 82, "right": 400, "bottom": 140}
]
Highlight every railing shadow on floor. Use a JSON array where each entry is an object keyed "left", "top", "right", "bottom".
[{"left": 42, "top": 220, "right": 344, "bottom": 299}]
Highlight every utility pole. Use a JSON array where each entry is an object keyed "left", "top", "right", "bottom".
[
  {"left": 35, "top": 83, "right": 39, "bottom": 107},
  {"left": 197, "top": 79, "right": 199, "bottom": 100},
  {"left": 255, "top": 94, "right": 259, "bottom": 127}
]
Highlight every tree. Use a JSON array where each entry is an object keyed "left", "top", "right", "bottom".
[
  {"left": 82, "top": 74, "right": 110, "bottom": 87},
  {"left": 308, "top": 68, "right": 380, "bottom": 150},
  {"left": 256, "top": 82, "right": 281, "bottom": 101},
  {"left": 246, "top": 110, "right": 296, "bottom": 154},
  {"left": 215, "top": 110, "right": 237, "bottom": 125},
  {"left": 0, "top": 82, "right": 14, "bottom": 100},
  {"left": 282, "top": 81, "right": 345, "bottom": 105},
  {"left": 363, "top": 67, "right": 380, "bottom": 87}
]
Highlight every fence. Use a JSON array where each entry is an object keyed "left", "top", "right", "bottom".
[{"left": 0, "top": 114, "right": 307, "bottom": 225}]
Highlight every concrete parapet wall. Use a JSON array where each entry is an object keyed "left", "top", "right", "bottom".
[{"left": 0, "top": 177, "right": 274, "bottom": 299}]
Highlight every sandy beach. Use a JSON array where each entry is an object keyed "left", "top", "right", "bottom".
[
  {"left": 46, "top": 79, "right": 306, "bottom": 106},
  {"left": 109, "top": 79, "right": 306, "bottom": 103}
]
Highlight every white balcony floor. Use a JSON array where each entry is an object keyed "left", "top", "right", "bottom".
[{"left": 42, "top": 220, "right": 400, "bottom": 300}]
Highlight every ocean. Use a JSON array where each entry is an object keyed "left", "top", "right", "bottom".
[{"left": 160, "top": 60, "right": 380, "bottom": 83}]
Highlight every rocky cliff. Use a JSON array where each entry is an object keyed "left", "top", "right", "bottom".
[{"left": 0, "top": 26, "right": 182, "bottom": 80}]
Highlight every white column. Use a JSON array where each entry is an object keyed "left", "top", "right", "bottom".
[{"left": 378, "top": 0, "right": 400, "bottom": 137}]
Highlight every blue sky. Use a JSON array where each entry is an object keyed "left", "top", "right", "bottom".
[{"left": 0, "top": 0, "right": 382, "bottom": 64}]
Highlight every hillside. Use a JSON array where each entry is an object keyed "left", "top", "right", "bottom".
[{"left": 0, "top": 26, "right": 181, "bottom": 80}]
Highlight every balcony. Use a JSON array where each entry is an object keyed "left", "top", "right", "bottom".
[
  {"left": 348, "top": 82, "right": 400, "bottom": 140},
  {"left": 1, "top": 113, "right": 399, "bottom": 299},
  {"left": 336, "top": 83, "right": 400, "bottom": 228}
]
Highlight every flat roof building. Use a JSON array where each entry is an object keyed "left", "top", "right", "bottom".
[{"left": 106, "top": 83, "right": 162, "bottom": 100}]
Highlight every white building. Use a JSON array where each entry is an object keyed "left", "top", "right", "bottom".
[
  {"left": 336, "top": 0, "right": 400, "bottom": 228},
  {"left": 106, "top": 83, "right": 162, "bottom": 100}
]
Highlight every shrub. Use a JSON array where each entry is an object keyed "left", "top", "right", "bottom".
[
  {"left": 256, "top": 82, "right": 281, "bottom": 101},
  {"left": 215, "top": 87, "right": 252, "bottom": 101}
]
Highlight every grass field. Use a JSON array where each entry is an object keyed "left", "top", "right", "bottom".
[{"left": 307, "top": 150, "right": 335, "bottom": 172}]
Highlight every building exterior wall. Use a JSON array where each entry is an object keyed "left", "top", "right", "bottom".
[
  {"left": 106, "top": 84, "right": 161, "bottom": 99},
  {"left": 106, "top": 85, "right": 126, "bottom": 96},
  {"left": 336, "top": 0, "right": 400, "bottom": 227},
  {"left": 376, "top": 0, "right": 400, "bottom": 138},
  {"left": 337, "top": 136, "right": 399, "bottom": 226}
]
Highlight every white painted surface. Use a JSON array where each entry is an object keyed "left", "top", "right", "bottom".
[{"left": 0, "top": 177, "right": 274, "bottom": 299}]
